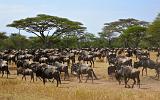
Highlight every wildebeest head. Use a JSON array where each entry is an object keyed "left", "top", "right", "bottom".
[
  {"left": 134, "top": 61, "right": 141, "bottom": 69},
  {"left": 71, "top": 63, "right": 79, "bottom": 74}
]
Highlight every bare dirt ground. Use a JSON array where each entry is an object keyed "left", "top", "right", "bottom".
[{"left": 0, "top": 52, "right": 160, "bottom": 100}]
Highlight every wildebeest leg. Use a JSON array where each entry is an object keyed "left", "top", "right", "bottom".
[
  {"left": 43, "top": 78, "right": 46, "bottom": 85},
  {"left": 65, "top": 71, "right": 69, "bottom": 80},
  {"left": 92, "top": 71, "right": 98, "bottom": 80},
  {"left": 132, "top": 78, "right": 136, "bottom": 88},
  {"left": 85, "top": 75, "right": 89, "bottom": 83},
  {"left": 56, "top": 79, "right": 59, "bottom": 87},
  {"left": 118, "top": 79, "right": 121, "bottom": 85},
  {"left": 22, "top": 75, "right": 24, "bottom": 80},
  {"left": 136, "top": 55, "right": 137, "bottom": 60},
  {"left": 142, "top": 67, "right": 144, "bottom": 76},
  {"left": 90, "top": 61, "right": 92, "bottom": 67},
  {"left": 64, "top": 72, "right": 67, "bottom": 81},
  {"left": 56, "top": 74, "right": 61, "bottom": 87},
  {"left": 126, "top": 78, "right": 130, "bottom": 83},
  {"left": 55, "top": 73, "right": 61, "bottom": 85},
  {"left": 6, "top": 70, "right": 10, "bottom": 78},
  {"left": 124, "top": 77, "right": 130, "bottom": 88},
  {"left": 92, "top": 60, "right": 94, "bottom": 68},
  {"left": 25, "top": 75, "right": 26, "bottom": 81},
  {"left": 124, "top": 77, "right": 127, "bottom": 88},
  {"left": 80, "top": 73, "right": 83, "bottom": 79},
  {"left": 36, "top": 76, "right": 41, "bottom": 81},
  {"left": 91, "top": 72, "right": 93, "bottom": 83},
  {"left": 58, "top": 76, "right": 61, "bottom": 84},
  {"left": 1, "top": 71, "right": 4, "bottom": 77},
  {"left": 39, "top": 77, "right": 42, "bottom": 81},
  {"left": 78, "top": 74, "right": 82, "bottom": 83},
  {"left": 52, "top": 79, "right": 55, "bottom": 83},
  {"left": 31, "top": 73, "right": 34, "bottom": 82},
  {"left": 87, "top": 70, "right": 93, "bottom": 83},
  {"left": 6, "top": 71, "right": 8, "bottom": 78},
  {"left": 137, "top": 74, "right": 140, "bottom": 88}
]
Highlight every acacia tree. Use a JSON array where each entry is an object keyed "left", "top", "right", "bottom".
[
  {"left": 0, "top": 32, "right": 8, "bottom": 49},
  {"left": 147, "top": 13, "right": 160, "bottom": 47},
  {"left": 100, "top": 18, "right": 148, "bottom": 47},
  {"left": 120, "top": 26, "right": 147, "bottom": 48},
  {"left": 7, "top": 14, "right": 86, "bottom": 48}
]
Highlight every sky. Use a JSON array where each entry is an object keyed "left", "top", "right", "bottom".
[{"left": 0, "top": 0, "right": 160, "bottom": 36}]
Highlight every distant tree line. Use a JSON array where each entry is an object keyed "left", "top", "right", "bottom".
[{"left": 0, "top": 13, "right": 159, "bottom": 49}]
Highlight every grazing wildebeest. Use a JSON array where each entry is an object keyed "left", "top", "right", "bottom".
[
  {"left": 29, "top": 62, "right": 42, "bottom": 81},
  {"left": 134, "top": 56, "right": 158, "bottom": 76},
  {"left": 17, "top": 67, "right": 34, "bottom": 82},
  {"left": 115, "top": 65, "right": 140, "bottom": 88},
  {"left": 54, "top": 62, "right": 69, "bottom": 80},
  {"left": 78, "top": 54, "right": 95, "bottom": 68},
  {"left": 35, "top": 64, "right": 61, "bottom": 87},
  {"left": 71, "top": 63, "right": 98, "bottom": 83},
  {"left": 0, "top": 60, "right": 10, "bottom": 78},
  {"left": 135, "top": 50, "right": 150, "bottom": 60}
]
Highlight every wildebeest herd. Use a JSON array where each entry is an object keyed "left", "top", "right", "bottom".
[{"left": 0, "top": 47, "right": 160, "bottom": 88}]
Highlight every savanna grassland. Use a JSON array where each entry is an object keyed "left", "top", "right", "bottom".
[{"left": 1, "top": 52, "right": 160, "bottom": 100}]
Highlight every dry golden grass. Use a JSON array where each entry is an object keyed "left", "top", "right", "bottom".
[{"left": 0, "top": 52, "right": 160, "bottom": 100}]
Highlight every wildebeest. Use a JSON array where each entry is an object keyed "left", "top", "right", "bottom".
[
  {"left": 35, "top": 64, "right": 61, "bottom": 87},
  {"left": 17, "top": 67, "right": 34, "bottom": 82},
  {"left": 115, "top": 65, "right": 140, "bottom": 88},
  {"left": 53, "top": 62, "right": 69, "bottom": 80},
  {"left": 0, "top": 60, "right": 10, "bottom": 78},
  {"left": 7, "top": 54, "right": 16, "bottom": 65},
  {"left": 71, "top": 63, "right": 98, "bottom": 83},
  {"left": 134, "top": 56, "right": 160, "bottom": 76},
  {"left": 78, "top": 54, "right": 95, "bottom": 68},
  {"left": 135, "top": 50, "right": 150, "bottom": 60},
  {"left": 0, "top": 59, "right": 10, "bottom": 78}
]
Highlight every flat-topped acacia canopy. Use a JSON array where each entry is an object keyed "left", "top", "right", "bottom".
[{"left": 7, "top": 14, "right": 86, "bottom": 48}]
